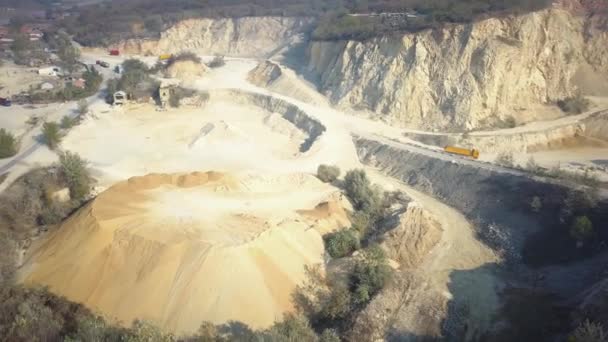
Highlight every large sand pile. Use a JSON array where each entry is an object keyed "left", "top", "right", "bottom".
[{"left": 19, "top": 171, "right": 349, "bottom": 334}]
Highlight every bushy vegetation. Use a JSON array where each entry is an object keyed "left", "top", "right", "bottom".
[
  {"left": 108, "top": 59, "right": 159, "bottom": 102},
  {"left": 569, "top": 320, "right": 606, "bottom": 342},
  {"left": 312, "top": 0, "right": 552, "bottom": 40},
  {"left": 59, "top": 151, "right": 92, "bottom": 201},
  {"left": 60, "top": 115, "right": 79, "bottom": 129},
  {"left": 167, "top": 51, "right": 201, "bottom": 66},
  {"left": 528, "top": 163, "right": 600, "bottom": 188},
  {"left": 350, "top": 245, "right": 392, "bottom": 305},
  {"left": 530, "top": 196, "right": 542, "bottom": 213},
  {"left": 295, "top": 244, "right": 394, "bottom": 332},
  {"left": 168, "top": 87, "right": 196, "bottom": 108},
  {"left": 54, "top": 32, "right": 81, "bottom": 75},
  {"left": 495, "top": 151, "right": 515, "bottom": 168},
  {"left": 317, "top": 164, "right": 341, "bottom": 183},
  {"left": 343, "top": 169, "right": 380, "bottom": 212},
  {"left": 496, "top": 115, "right": 517, "bottom": 129},
  {"left": 558, "top": 93, "right": 592, "bottom": 115},
  {"left": 0, "top": 129, "right": 18, "bottom": 159},
  {"left": 10, "top": 34, "right": 47, "bottom": 66},
  {"left": 324, "top": 229, "right": 360, "bottom": 258},
  {"left": 62, "top": 0, "right": 552, "bottom": 46},
  {"left": 207, "top": 55, "right": 226, "bottom": 69},
  {"left": 570, "top": 216, "right": 594, "bottom": 243},
  {"left": 41, "top": 121, "right": 62, "bottom": 150}
]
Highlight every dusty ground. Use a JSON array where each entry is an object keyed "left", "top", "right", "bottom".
[{"left": 0, "top": 62, "right": 50, "bottom": 98}]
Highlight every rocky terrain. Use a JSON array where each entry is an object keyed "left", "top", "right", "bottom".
[
  {"left": 307, "top": 6, "right": 608, "bottom": 130},
  {"left": 115, "top": 5, "right": 608, "bottom": 130},
  {"left": 117, "top": 17, "right": 314, "bottom": 58}
]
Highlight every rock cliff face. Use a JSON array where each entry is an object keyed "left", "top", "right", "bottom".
[
  {"left": 307, "top": 7, "right": 608, "bottom": 130},
  {"left": 117, "top": 17, "right": 314, "bottom": 58}
]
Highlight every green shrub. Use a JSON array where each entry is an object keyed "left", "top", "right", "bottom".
[
  {"left": 351, "top": 245, "right": 392, "bottom": 305},
  {"left": 320, "top": 329, "right": 341, "bottom": 342},
  {"left": 530, "top": 196, "right": 542, "bottom": 213},
  {"left": 60, "top": 115, "right": 79, "bottom": 129},
  {"left": 59, "top": 152, "right": 92, "bottom": 201},
  {"left": 570, "top": 216, "right": 594, "bottom": 242},
  {"left": 264, "top": 314, "right": 318, "bottom": 342},
  {"left": 317, "top": 164, "right": 341, "bottom": 183},
  {"left": 495, "top": 151, "right": 514, "bottom": 167},
  {"left": 324, "top": 229, "right": 360, "bottom": 258},
  {"left": 77, "top": 99, "right": 89, "bottom": 116},
  {"left": 343, "top": 169, "right": 380, "bottom": 212},
  {"left": 168, "top": 51, "right": 201, "bottom": 66},
  {"left": 168, "top": 87, "right": 195, "bottom": 108},
  {"left": 569, "top": 320, "right": 606, "bottom": 342},
  {"left": 526, "top": 157, "right": 540, "bottom": 173},
  {"left": 0, "top": 129, "right": 18, "bottom": 158},
  {"left": 41, "top": 122, "right": 62, "bottom": 150},
  {"left": 320, "top": 285, "right": 352, "bottom": 320},
  {"left": 207, "top": 55, "right": 225, "bottom": 68},
  {"left": 558, "top": 93, "right": 591, "bottom": 115},
  {"left": 350, "top": 210, "right": 373, "bottom": 237}
]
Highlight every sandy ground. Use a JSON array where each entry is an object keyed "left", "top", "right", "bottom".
[
  {"left": 19, "top": 171, "right": 349, "bottom": 333},
  {"left": 0, "top": 62, "right": 51, "bottom": 98}
]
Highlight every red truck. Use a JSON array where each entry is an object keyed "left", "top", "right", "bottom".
[{"left": 109, "top": 49, "right": 120, "bottom": 56}]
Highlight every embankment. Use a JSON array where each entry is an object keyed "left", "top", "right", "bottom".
[
  {"left": 206, "top": 89, "right": 326, "bottom": 152},
  {"left": 356, "top": 137, "right": 608, "bottom": 262}
]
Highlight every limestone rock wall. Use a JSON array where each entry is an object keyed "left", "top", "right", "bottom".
[
  {"left": 117, "top": 17, "right": 314, "bottom": 58},
  {"left": 307, "top": 7, "right": 608, "bottom": 130}
]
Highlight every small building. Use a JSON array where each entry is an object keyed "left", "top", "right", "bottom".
[
  {"left": 72, "top": 78, "right": 86, "bottom": 89},
  {"left": 113, "top": 91, "right": 126, "bottom": 105},
  {"left": 40, "top": 82, "right": 54, "bottom": 90},
  {"left": 158, "top": 80, "right": 179, "bottom": 108},
  {"left": 38, "top": 66, "right": 61, "bottom": 76}
]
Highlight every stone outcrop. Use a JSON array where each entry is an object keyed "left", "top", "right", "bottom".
[
  {"left": 117, "top": 17, "right": 314, "bottom": 58},
  {"left": 306, "top": 7, "right": 608, "bottom": 130},
  {"left": 247, "top": 60, "right": 283, "bottom": 87},
  {"left": 382, "top": 203, "right": 442, "bottom": 268}
]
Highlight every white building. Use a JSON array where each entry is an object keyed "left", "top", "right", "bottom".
[
  {"left": 38, "top": 66, "right": 61, "bottom": 76},
  {"left": 113, "top": 91, "right": 126, "bottom": 105}
]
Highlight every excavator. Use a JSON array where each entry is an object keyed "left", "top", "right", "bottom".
[{"left": 444, "top": 145, "right": 480, "bottom": 159}]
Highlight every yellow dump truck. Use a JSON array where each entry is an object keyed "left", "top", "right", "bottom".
[
  {"left": 159, "top": 54, "right": 173, "bottom": 60},
  {"left": 444, "top": 146, "right": 480, "bottom": 159}
]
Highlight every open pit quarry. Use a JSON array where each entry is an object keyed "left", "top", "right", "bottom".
[{"left": 3, "top": 1, "right": 608, "bottom": 340}]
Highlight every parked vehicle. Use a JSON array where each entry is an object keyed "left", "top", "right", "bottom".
[
  {"left": 109, "top": 49, "right": 120, "bottom": 56},
  {"left": 96, "top": 60, "right": 110, "bottom": 68},
  {"left": 444, "top": 146, "right": 480, "bottom": 159},
  {"left": 0, "top": 97, "right": 12, "bottom": 107}
]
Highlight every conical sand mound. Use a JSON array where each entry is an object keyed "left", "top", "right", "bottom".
[{"left": 19, "top": 172, "right": 349, "bottom": 334}]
